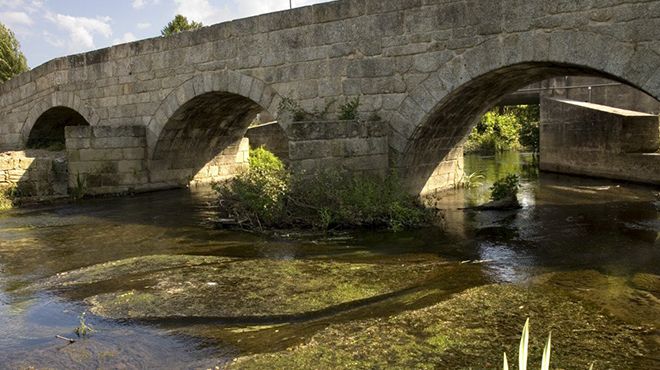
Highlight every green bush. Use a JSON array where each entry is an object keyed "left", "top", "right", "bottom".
[
  {"left": 490, "top": 174, "right": 520, "bottom": 201},
  {"left": 214, "top": 147, "right": 289, "bottom": 226},
  {"left": 465, "top": 105, "right": 540, "bottom": 154},
  {"left": 215, "top": 148, "right": 430, "bottom": 232}
]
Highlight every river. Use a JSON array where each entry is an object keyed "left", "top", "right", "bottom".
[{"left": 0, "top": 152, "right": 657, "bottom": 369}]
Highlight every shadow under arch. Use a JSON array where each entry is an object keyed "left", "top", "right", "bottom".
[
  {"left": 397, "top": 62, "right": 660, "bottom": 195},
  {"left": 21, "top": 91, "right": 100, "bottom": 149},
  {"left": 145, "top": 71, "right": 284, "bottom": 186}
]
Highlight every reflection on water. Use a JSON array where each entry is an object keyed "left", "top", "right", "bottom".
[{"left": 0, "top": 152, "right": 658, "bottom": 368}]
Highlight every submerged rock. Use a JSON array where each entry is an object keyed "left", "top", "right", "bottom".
[
  {"left": 474, "top": 195, "right": 522, "bottom": 211},
  {"left": 231, "top": 276, "right": 658, "bottom": 369},
  {"left": 39, "top": 255, "right": 443, "bottom": 319}
]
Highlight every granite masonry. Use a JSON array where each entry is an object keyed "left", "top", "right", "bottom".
[{"left": 0, "top": 0, "right": 658, "bottom": 197}]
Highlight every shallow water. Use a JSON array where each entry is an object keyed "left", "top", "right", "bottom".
[{"left": 0, "top": 152, "right": 658, "bottom": 369}]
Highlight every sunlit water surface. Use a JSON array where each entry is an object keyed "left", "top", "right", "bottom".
[{"left": 0, "top": 152, "right": 657, "bottom": 368}]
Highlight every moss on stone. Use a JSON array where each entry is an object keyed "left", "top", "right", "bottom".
[
  {"left": 231, "top": 276, "right": 657, "bottom": 369},
  {"left": 41, "top": 255, "right": 443, "bottom": 319}
]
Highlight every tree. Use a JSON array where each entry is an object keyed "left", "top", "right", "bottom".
[
  {"left": 0, "top": 22, "right": 28, "bottom": 83},
  {"left": 161, "top": 15, "right": 203, "bottom": 36}
]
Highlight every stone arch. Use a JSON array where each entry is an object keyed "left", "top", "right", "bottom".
[
  {"left": 21, "top": 91, "right": 100, "bottom": 147},
  {"left": 146, "top": 70, "right": 282, "bottom": 159},
  {"left": 145, "top": 70, "right": 283, "bottom": 185},
  {"left": 391, "top": 30, "right": 660, "bottom": 194}
]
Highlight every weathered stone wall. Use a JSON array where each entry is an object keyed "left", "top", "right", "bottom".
[
  {"left": 245, "top": 122, "right": 290, "bottom": 164},
  {"left": 0, "top": 150, "right": 68, "bottom": 197},
  {"left": 286, "top": 120, "right": 388, "bottom": 176},
  {"left": 190, "top": 138, "right": 250, "bottom": 186},
  {"left": 0, "top": 0, "right": 658, "bottom": 195},
  {"left": 540, "top": 98, "right": 660, "bottom": 184},
  {"left": 65, "top": 126, "right": 149, "bottom": 195}
]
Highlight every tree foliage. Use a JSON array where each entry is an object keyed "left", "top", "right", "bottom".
[
  {"left": 0, "top": 22, "right": 28, "bottom": 83},
  {"left": 465, "top": 105, "right": 540, "bottom": 154},
  {"left": 161, "top": 15, "right": 203, "bottom": 36}
]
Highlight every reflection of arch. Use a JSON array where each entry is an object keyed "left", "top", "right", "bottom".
[
  {"left": 392, "top": 31, "right": 660, "bottom": 194},
  {"left": 22, "top": 91, "right": 100, "bottom": 146},
  {"left": 146, "top": 70, "right": 282, "bottom": 159}
]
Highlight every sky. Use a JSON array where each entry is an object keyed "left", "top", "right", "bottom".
[{"left": 0, "top": 0, "right": 331, "bottom": 68}]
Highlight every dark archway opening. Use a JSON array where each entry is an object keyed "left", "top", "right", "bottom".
[
  {"left": 27, "top": 107, "right": 90, "bottom": 150},
  {"left": 150, "top": 91, "right": 275, "bottom": 186}
]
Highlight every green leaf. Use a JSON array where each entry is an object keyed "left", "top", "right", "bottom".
[
  {"left": 541, "top": 332, "right": 552, "bottom": 370},
  {"left": 519, "top": 318, "right": 529, "bottom": 370}
]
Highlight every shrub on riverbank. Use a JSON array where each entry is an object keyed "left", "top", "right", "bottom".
[{"left": 214, "top": 148, "right": 431, "bottom": 232}]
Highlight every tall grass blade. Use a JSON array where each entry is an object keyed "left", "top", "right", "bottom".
[
  {"left": 589, "top": 363, "right": 594, "bottom": 370},
  {"left": 519, "top": 318, "right": 530, "bottom": 370},
  {"left": 503, "top": 352, "right": 509, "bottom": 370},
  {"left": 541, "top": 332, "right": 552, "bottom": 370}
]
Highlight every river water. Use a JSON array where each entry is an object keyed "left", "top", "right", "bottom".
[{"left": 0, "top": 152, "right": 657, "bottom": 369}]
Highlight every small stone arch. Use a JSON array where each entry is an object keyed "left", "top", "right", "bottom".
[
  {"left": 21, "top": 91, "right": 100, "bottom": 147},
  {"left": 146, "top": 70, "right": 283, "bottom": 159}
]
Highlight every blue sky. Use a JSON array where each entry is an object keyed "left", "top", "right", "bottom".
[{"left": 0, "top": 0, "right": 331, "bottom": 68}]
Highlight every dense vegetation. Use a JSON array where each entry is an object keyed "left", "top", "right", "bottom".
[
  {"left": 465, "top": 105, "right": 539, "bottom": 154},
  {"left": 214, "top": 147, "right": 431, "bottom": 232},
  {"left": 0, "top": 22, "right": 29, "bottom": 83},
  {"left": 161, "top": 15, "right": 203, "bottom": 36}
]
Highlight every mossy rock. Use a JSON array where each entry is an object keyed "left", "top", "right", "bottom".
[
  {"left": 231, "top": 283, "right": 656, "bottom": 369},
  {"left": 40, "top": 255, "right": 442, "bottom": 319}
]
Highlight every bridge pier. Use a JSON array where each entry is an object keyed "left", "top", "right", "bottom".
[{"left": 540, "top": 98, "right": 660, "bottom": 184}]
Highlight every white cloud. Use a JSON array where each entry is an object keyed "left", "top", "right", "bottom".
[
  {"left": 137, "top": 22, "right": 151, "bottom": 29},
  {"left": 113, "top": 32, "right": 136, "bottom": 45},
  {"left": 173, "top": 0, "right": 221, "bottom": 24},
  {"left": 45, "top": 13, "right": 113, "bottom": 52},
  {"left": 173, "top": 0, "right": 332, "bottom": 25},
  {"left": 43, "top": 30, "right": 64, "bottom": 48},
  {"left": 0, "top": 11, "right": 33, "bottom": 26},
  {"left": 132, "top": 0, "right": 160, "bottom": 9}
]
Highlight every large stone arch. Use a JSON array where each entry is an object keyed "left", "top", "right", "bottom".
[
  {"left": 145, "top": 70, "right": 284, "bottom": 185},
  {"left": 146, "top": 70, "right": 282, "bottom": 160},
  {"left": 391, "top": 30, "right": 660, "bottom": 194},
  {"left": 21, "top": 91, "right": 101, "bottom": 147}
]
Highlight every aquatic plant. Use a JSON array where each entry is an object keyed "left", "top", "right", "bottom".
[
  {"left": 503, "top": 319, "right": 595, "bottom": 370},
  {"left": 490, "top": 174, "right": 520, "bottom": 201},
  {"left": 74, "top": 312, "right": 94, "bottom": 337},
  {"left": 455, "top": 171, "right": 485, "bottom": 189}
]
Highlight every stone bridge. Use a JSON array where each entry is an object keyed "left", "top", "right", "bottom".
[{"left": 1, "top": 0, "right": 659, "bottom": 196}]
